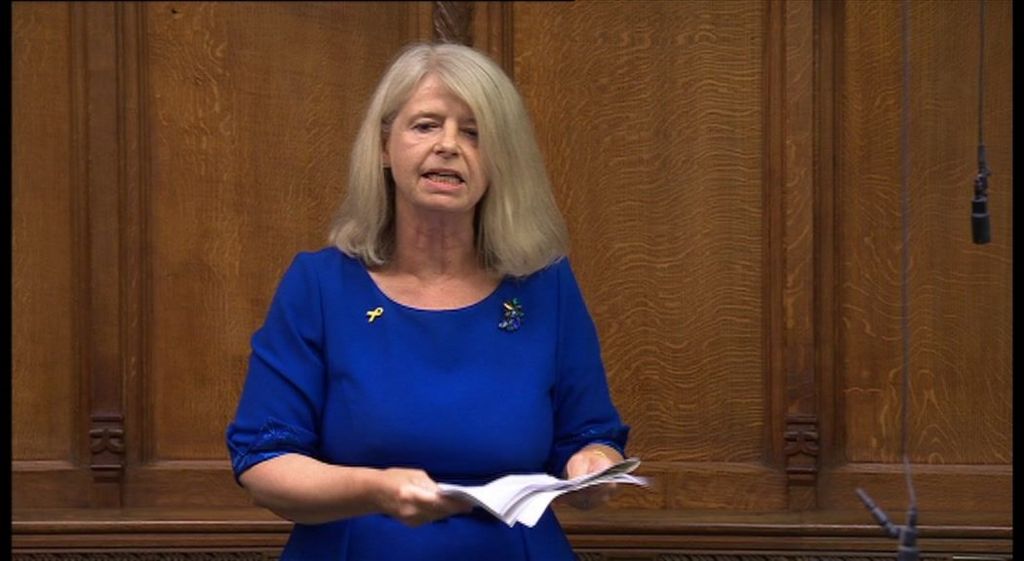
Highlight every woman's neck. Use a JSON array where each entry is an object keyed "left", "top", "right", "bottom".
[{"left": 387, "top": 208, "right": 480, "bottom": 280}]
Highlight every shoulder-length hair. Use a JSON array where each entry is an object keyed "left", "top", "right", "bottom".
[{"left": 328, "top": 42, "right": 569, "bottom": 278}]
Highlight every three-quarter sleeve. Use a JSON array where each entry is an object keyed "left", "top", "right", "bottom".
[
  {"left": 546, "top": 260, "right": 630, "bottom": 476},
  {"left": 226, "top": 253, "right": 327, "bottom": 484}
]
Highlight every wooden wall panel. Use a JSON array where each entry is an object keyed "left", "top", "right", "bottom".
[
  {"left": 825, "top": 0, "right": 1012, "bottom": 514},
  {"left": 121, "top": 1, "right": 423, "bottom": 506},
  {"left": 12, "top": 1, "right": 78, "bottom": 464},
  {"left": 11, "top": 1, "right": 94, "bottom": 510},
  {"left": 779, "top": 0, "right": 819, "bottom": 510},
  {"left": 11, "top": 0, "right": 1014, "bottom": 556},
  {"left": 11, "top": 1, "right": 427, "bottom": 511},
  {"left": 514, "top": 0, "right": 780, "bottom": 510},
  {"left": 142, "top": 1, "right": 414, "bottom": 463}
]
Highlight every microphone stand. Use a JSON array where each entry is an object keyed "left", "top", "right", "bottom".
[
  {"left": 854, "top": 1, "right": 918, "bottom": 558},
  {"left": 855, "top": 488, "right": 918, "bottom": 561},
  {"left": 972, "top": 0, "right": 991, "bottom": 245}
]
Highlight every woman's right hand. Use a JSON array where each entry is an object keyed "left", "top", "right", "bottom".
[{"left": 375, "top": 468, "right": 474, "bottom": 527}]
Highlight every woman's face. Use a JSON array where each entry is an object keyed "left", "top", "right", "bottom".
[{"left": 383, "top": 74, "right": 489, "bottom": 220}]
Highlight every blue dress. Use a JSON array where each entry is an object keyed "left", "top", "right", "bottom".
[{"left": 226, "top": 247, "right": 629, "bottom": 560}]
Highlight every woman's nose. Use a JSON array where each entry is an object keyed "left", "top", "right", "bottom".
[{"left": 434, "top": 125, "right": 460, "bottom": 155}]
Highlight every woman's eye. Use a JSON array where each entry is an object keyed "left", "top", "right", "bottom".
[
  {"left": 462, "top": 129, "right": 479, "bottom": 139},
  {"left": 413, "top": 122, "right": 437, "bottom": 132}
]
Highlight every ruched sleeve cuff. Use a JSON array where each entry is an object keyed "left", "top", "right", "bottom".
[
  {"left": 548, "top": 424, "right": 631, "bottom": 477},
  {"left": 226, "top": 417, "right": 320, "bottom": 485}
]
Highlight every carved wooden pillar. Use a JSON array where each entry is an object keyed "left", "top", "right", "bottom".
[
  {"left": 432, "top": 2, "right": 515, "bottom": 78},
  {"left": 767, "top": 0, "right": 825, "bottom": 510},
  {"left": 434, "top": 1, "right": 474, "bottom": 45},
  {"left": 73, "top": 1, "right": 142, "bottom": 507},
  {"left": 430, "top": 1, "right": 516, "bottom": 78},
  {"left": 471, "top": 2, "right": 515, "bottom": 77}
]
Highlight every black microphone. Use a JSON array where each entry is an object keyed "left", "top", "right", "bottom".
[
  {"left": 972, "top": 145, "right": 991, "bottom": 245},
  {"left": 972, "top": 194, "right": 990, "bottom": 244},
  {"left": 856, "top": 488, "right": 919, "bottom": 561}
]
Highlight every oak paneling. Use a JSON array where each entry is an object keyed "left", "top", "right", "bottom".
[
  {"left": 827, "top": 0, "right": 1012, "bottom": 513},
  {"left": 11, "top": 1, "right": 94, "bottom": 511},
  {"left": 12, "top": 0, "right": 425, "bottom": 510},
  {"left": 142, "top": 1, "right": 414, "bottom": 463},
  {"left": 12, "top": 2, "right": 79, "bottom": 466},
  {"left": 11, "top": 0, "right": 1013, "bottom": 555},
  {"left": 781, "top": 0, "right": 817, "bottom": 445},
  {"left": 124, "top": 0, "right": 420, "bottom": 505},
  {"left": 515, "top": 0, "right": 768, "bottom": 466}
]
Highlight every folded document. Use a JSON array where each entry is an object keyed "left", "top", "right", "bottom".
[{"left": 437, "top": 458, "right": 648, "bottom": 528}]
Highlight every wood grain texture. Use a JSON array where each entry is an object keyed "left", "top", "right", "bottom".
[
  {"left": 11, "top": 0, "right": 1014, "bottom": 552},
  {"left": 814, "top": 0, "right": 840, "bottom": 475},
  {"left": 4, "top": 552, "right": 1013, "bottom": 561},
  {"left": 141, "top": 2, "right": 412, "bottom": 463},
  {"left": 779, "top": 0, "right": 819, "bottom": 509},
  {"left": 15, "top": 551, "right": 279, "bottom": 559},
  {"left": 471, "top": 1, "right": 515, "bottom": 76},
  {"left": 434, "top": 1, "right": 473, "bottom": 45},
  {"left": 74, "top": 3, "right": 129, "bottom": 504},
  {"left": 10, "top": 505, "right": 1011, "bottom": 553},
  {"left": 514, "top": 1, "right": 768, "bottom": 471},
  {"left": 12, "top": 2, "right": 79, "bottom": 465},
  {"left": 782, "top": 0, "right": 817, "bottom": 423},
  {"left": 835, "top": 0, "right": 1012, "bottom": 467}
]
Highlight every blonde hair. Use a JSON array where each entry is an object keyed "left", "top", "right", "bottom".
[{"left": 328, "top": 42, "right": 569, "bottom": 277}]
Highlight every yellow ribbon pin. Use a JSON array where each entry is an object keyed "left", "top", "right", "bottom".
[{"left": 366, "top": 307, "right": 384, "bottom": 323}]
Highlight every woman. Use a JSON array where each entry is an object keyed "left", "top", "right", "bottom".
[{"left": 226, "top": 42, "right": 630, "bottom": 560}]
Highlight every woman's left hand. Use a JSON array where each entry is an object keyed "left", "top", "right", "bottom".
[{"left": 561, "top": 444, "right": 623, "bottom": 510}]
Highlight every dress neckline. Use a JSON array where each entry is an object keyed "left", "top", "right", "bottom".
[{"left": 357, "top": 260, "right": 507, "bottom": 314}]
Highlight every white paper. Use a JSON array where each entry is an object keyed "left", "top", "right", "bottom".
[{"left": 437, "top": 458, "right": 649, "bottom": 527}]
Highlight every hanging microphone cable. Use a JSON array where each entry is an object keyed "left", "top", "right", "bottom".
[
  {"left": 972, "top": 0, "right": 991, "bottom": 244},
  {"left": 854, "top": 1, "right": 919, "bottom": 559}
]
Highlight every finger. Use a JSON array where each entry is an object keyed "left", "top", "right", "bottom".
[
  {"left": 565, "top": 457, "right": 586, "bottom": 479},
  {"left": 405, "top": 484, "right": 440, "bottom": 505},
  {"left": 412, "top": 477, "right": 439, "bottom": 492},
  {"left": 568, "top": 455, "right": 602, "bottom": 478}
]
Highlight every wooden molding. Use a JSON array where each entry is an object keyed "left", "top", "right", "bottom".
[
  {"left": 13, "top": 555, "right": 275, "bottom": 561},
  {"left": 784, "top": 414, "right": 820, "bottom": 481},
  {"left": 9, "top": 547, "right": 1012, "bottom": 561},
  {"left": 433, "top": 1, "right": 473, "bottom": 44},
  {"left": 88, "top": 414, "right": 125, "bottom": 479},
  {"left": 471, "top": 1, "right": 514, "bottom": 77},
  {"left": 574, "top": 554, "right": 1000, "bottom": 561},
  {"left": 72, "top": 1, "right": 127, "bottom": 501},
  {"left": 763, "top": 0, "right": 788, "bottom": 474}
]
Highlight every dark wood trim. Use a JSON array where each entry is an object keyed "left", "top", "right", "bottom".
[
  {"left": 814, "top": 0, "right": 839, "bottom": 474},
  {"left": 69, "top": 0, "right": 90, "bottom": 476},
  {"left": 13, "top": 505, "right": 1011, "bottom": 555},
  {"left": 14, "top": 555, "right": 278, "bottom": 561},
  {"left": 8, "top": 552, "right": 1015, "bottom": 561},
  {"left": 762, "top": 0, "right": 787, "bottom": 474},
  {"left": 780, "top": 0, "right": 820, "bottom": 510},
  {"left": 12, "top": 511, "right": 1012, "bottom": 556},
  {"left": 407, "top": 1, "right": 433, "bottom": 43},
  {"left": 471, "top": 1, "right": 515, "bottom": 78},
  {"left": 433, "top": 1, "right": 474, "bottom": 45},
  {"left": 81, "top": 1, "right": 126, "bottom": 506},
  {"left": 572, "top": 555, "right": 1006, "bottom": 561},
  {"left": 118, "top": 0, "right": 150, "bottom": 470}
]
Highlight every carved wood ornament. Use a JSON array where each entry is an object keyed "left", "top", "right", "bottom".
[
  {"left": 434, "top": 1, "right": 474, "bottom": 45},
  {"left": 89, "top": 413, "right": 125, "bottom": 480},
  {"left": 784, "top": 413, "right": 820, "bottom": 483}
]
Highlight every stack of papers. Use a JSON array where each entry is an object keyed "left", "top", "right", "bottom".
[{"left": 437, "top": 458, "right": 648, "bottom": 527}]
